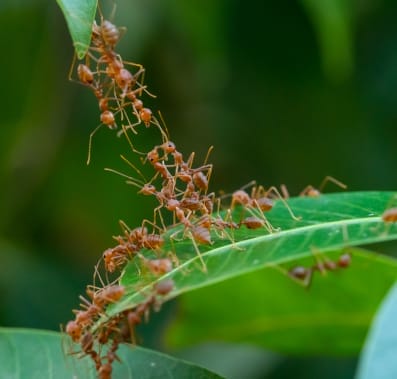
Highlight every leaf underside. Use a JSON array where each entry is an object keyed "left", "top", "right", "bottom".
[
  {"left": 56, "top": 0, "right": 97, "bottom": 59},
  {"left": 165, "top": 248, "right": 397, "bottom": 355}
]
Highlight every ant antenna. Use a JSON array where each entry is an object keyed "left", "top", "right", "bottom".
[
  {"left": 119, "top": 125, "right": 146, "bottom": 155},
  {"left": 119, "top": 219, "right": 131, "bottom": 234},
  {"left": 157, "top": 111, "right": 170, "bottom": 142},
  {"left": 109, "top": 0, "right": 117, "bottom": 21},
  {"left": 203, "top": 146, "right": 214, "bottom": 166},
  {"left": 104, "top": 167, "right": 144, "bottom": 188},
  {"left": 266, "top": 186, "right": 301, "bottom": 221}
]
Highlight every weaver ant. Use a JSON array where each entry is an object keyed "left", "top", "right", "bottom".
[
  {"left": 382, "top": 207, "right": 397, "bottom": 223},
  {"left": 288, "top": 251, "right": 352, "bottom": 287},
  {"left": 299, "top": 176, "right": 347, "bottom": 197}
]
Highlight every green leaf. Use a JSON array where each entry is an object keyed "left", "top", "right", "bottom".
[
  {"left": 56, "top": 0, "right": 97, "bottom": 59},
  {"left": 109, "top": 192, "right": 397, "bottom": 320},
  {"left": 356, "top": 282, "right": 397, "bottom": 379},
  {"left": 0, "top": 328, "right": 224, "bottom": 379},
  {"left": 165, "top": 248, "right": 397, "bottom": 355}
]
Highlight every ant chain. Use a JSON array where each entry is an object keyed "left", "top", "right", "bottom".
[{"left": 65, "top": 6, "right": 350, "bottom": 378}]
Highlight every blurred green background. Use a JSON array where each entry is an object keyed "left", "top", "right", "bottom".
[{"left": 1, "top": 0, "right": 397, "bottom": 378}]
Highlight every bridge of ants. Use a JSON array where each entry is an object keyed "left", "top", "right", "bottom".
[{"left": 65, "top": 4, "right": 361, "bottom": 379}]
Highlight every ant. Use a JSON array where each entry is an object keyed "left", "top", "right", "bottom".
[
  {"left": 382, "top": 207, "right": 397, "bottom": 223},
  {"left": 288, "top": 251, "right": 352, "bottom": 287},
  {"left": 299, "top": 176, "right": 347, "bottom": 197}
]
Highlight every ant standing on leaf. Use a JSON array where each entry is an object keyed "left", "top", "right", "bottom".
[
  {"left": 299, "top": 176, "right": 347, "bottom": 197},
  {"left": 382, "top": 207, "right": 397, "bottom": 223},
  {"left": 379, "top": 198, "right": 397, "bottom": 234}
]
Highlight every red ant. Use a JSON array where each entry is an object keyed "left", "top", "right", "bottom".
[
  {"left": 299, "top": 176, "right": 347, "bottom": 197},
  {"left": 288, "top": 252, "right": 352, "bottom": 287},
  {"left": 382, "top": 207, "right": 397, "bottom": 223}
]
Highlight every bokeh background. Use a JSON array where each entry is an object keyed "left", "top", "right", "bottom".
[{"left": 1, "top": 0, "right": 397, "bottom": 378}]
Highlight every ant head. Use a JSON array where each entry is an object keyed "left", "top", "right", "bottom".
[
  {"left": 126, "top": 91, "right": 136, "bottom": 101},
  {"left": 147, "top": 148, "right": 159, "bottom": 164},
  {"left": 139, "top": 183, "right": 156, "bottom": 195},
  {"left": 66, "top": 321, "right": 82, "bottom": 342},
  {"left": 161, "top": 141, "right": 176, "bottom": 154}
]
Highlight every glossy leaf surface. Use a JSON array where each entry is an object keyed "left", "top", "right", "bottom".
[
  {"left": 0, "top": 328, "right": 223, "bottom": 379},
  {"left": 111, "top": 192, "right": 397, "bottom": 319}
]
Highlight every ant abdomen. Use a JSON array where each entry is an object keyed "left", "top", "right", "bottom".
[
  {"left": 77, "top": 64, "right": 94, "bottom": 85},
  {"left": 289, "top": 266, "right": 311, "bottom": 281},
  {"left": 140, "top": 108, "right": 153, "bottom": 127},
  {"left": 337, "top": 253, "right": 351, "bottom": 268},
  {"left": 101, "top": 19, "right": 120, "bottom": 47},
  {"left": 155, "top": 279, "right": 175, "bottom": 296},
  {"left": 100, "top": 110, "right": 116, "bottom": 129},
  {"left": 193, "top": 172, "right": 208, "bottom": 192},
  {"left": 192, "top": 226, "right": 212, "bottom": 244},
  {"left": 241, "top": 216, "right": 265, "bottom": 230}
]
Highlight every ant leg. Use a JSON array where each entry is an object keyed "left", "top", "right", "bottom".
[
  {"left": 117, "top": 116, "right": 139, "bottom": 141},
  {"left": 157, "top": 111, "right": 171, "bottom": 142},
  {"left": 120, "top": 155, "right": 148, "bottom": 179},
  {"left": 280, "top": 184, "right": 290, "bottom": 199},
  {"left": 68, "top": 53, "right": 78, "bottom": 82},
  {"left": 151, "top": 114, "right": 170, "bottom": 144},
  {"left": 152, "top": 206, "right": 167, "bottom": 232},
  {"left": 319, "top": 176, "right": 347, "bottom": 192},
  {"left": 266, "top": 186, "right": 301, "bottom": 221},
  {"left": 203, "top": 146, "right": 214, "bottom": 166},
  {"left": 217, "top": 210, "right": 240, "bottom": 248},
  {"left": 141, "top": 218, "right": 164, "bottom": 235},
  {"left": 309, "top": 247, "right": 328, "bottom": 276},
  {"left": 93, "top": 258, "right": 108, "bottom": 291},
  {"left": 119, "top": 220, "right": 132, "bottom": 237},
  {"left": 87, "top": 124, "right": 105, "bottom": 165},
  {"left": 246, "top": 201, "right": 277, "bottom": 233},
  {"left": 121, "top": 59, "right": 144, "bottom": 71},
  {"left": 240, "top": 180, "right": 257, "bottom": 192},
  {"left": 186, "top": 152, "right": 195, "bottom": 169},
  {"left": 186, "top": 231, "right": 208, "bottom": 273},
  {"left": 104, "top": 167, "right": 145, "bottom": 187}
]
